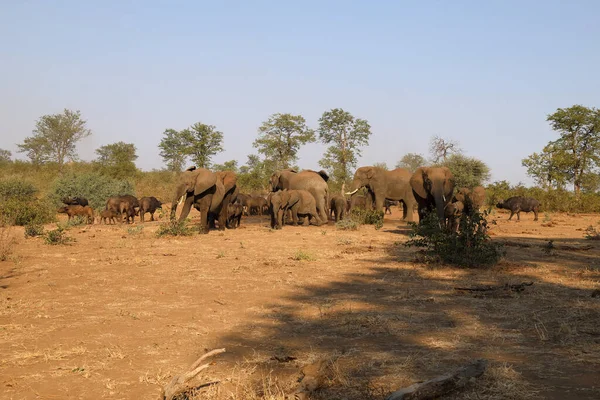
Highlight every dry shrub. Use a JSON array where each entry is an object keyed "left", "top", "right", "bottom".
[{"left": 0, "top": 219, "right": 16, "bottom": 261}]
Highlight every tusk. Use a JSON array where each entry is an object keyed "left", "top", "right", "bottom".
[
  {"left": 345, "top": 188, "right": 359, "bottom": 195},
  {"left": 442, "top": 195, "right": 446, "bottom": 202},
  {"left": 178, "top": 194, "right": 186, "bottom": 205}
]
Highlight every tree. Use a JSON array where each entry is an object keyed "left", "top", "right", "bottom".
[
  {"left": 429, "top": 136, "right": 461, "bottom": 163},
  {"left": 17, "top": 109, "right": 91, "bottom": 171},
  {"left": 523, "top": 105, "right": 600, "bottom": 195},
  {"left": 237, "top": 154, "right": 271, "bottom": 191},
  {"left": 521, "top": 143, "right": 569, "bottom": 189},
  {"left": 396, "top": 153, "right": 426, "bottom": 172},
  {"left": 253, "top": 113, "right": 315, "bottom": 171},
  {"left": 182, "top": 123, "right": 224, "bottom": 169},
  {"left": 0, "top": 149, "right": 11, "bottom": 163},
  {"left": 318, "top": 108, "right": 372, "bottom": 193},
  {"left": 373, "top": 162, "right": 388, "bottom": 170},
  {"left": 159, "top": 129, "right": 188, "bottom": 172},
  {"left": 94, "top": 142, "right": 138, "bottom": 179},
  {"left": 439, "top": 154, "right": 490, "bottom": 189},
  {"left": 213, "top": 160, "right": 239, "bottom": 172}
]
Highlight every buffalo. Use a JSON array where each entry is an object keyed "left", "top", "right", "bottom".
[{"left": 496, "top": 196, "right": 540, "bottom": 221}]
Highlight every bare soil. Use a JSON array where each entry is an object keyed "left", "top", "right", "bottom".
[{"left": 1, "top": 208, "right": 599, "bottom": 399}]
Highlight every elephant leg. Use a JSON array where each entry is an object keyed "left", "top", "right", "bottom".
[{"left": 291, "top": 209, "right": 299, "bottom": 225}]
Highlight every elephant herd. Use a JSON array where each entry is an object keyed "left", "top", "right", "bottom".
[{"left": 56, "top": 165, "right": 541, "bottom": 233}]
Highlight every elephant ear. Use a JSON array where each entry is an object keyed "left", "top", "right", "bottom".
[
  {"left": 410, "top": 167, "right": 429, "bottom": 199},
  {"left": 194, "top": 169, "right": 218, "bottom": 196},
  {"left": 442, "top": 167, "right": 455, "bottom": 197},
  {"left": 218, "top": 171, "right": 237, "bottom": 195},
  {"left": 365, "top": 167, "right": 375, "bottom": 180}
]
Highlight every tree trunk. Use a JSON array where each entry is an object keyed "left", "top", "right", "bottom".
[{"left": 341, "top": 182, "right": 346, "bottom": 196}]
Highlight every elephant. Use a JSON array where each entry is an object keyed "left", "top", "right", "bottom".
[
  {"left": 444, "top": 201, "right": 464, "bottom": 232},
  {"left": 247, "top": 195, "right": 268, "bottom": 216},
  {"left": 105, "top": 195, "right": 140, "bottom": 223},
  {"left": 269, "top": 190, "right": 321, "bottom": 228},
  {"left": 349, "top": 194, "right": 367, "bottom": 213},
  {"left": 270, "top": 169, "right": 329, "bottom": 222},
  {"left": 496, "top": 196, "right": 540, "bottom": 221},
  {"left": 170, "top": 167, "right": 238, "bottom": 233},
  {"left": 453, "top": 186, "right": 486, "bottom": 213},
  {"left": 57, "top": 205, "right": 94, "bottom": 224},
  {"left": 410, "top": 167, "right": 455, "bottom": 225},
  {"left": 236, "top": 193, "right": 251, "bottom": 215},
  {"left": 226, "top": 202, "right": 243, "bottom": 229},
  {"left": 346, "top": 166, "right": 417, "bottom": 221},
  {"left": 329, "top": 194, "right": 346, "bottom": 222},
  {"left": 139, "top": 196, "right": 162, "bottom": 222}
]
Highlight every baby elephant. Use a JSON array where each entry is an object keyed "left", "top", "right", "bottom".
[
  {"left": 496, "top": 196, "right": 540, "bottom": 221},
  {"left": 57, "top": 205, "right": 94, "bottom": 224},
  {"left": 270, "top": 190, "right": 322, "bottom": 229},
  {"left": 444, "top": 201, "right": 464, "bottom": 232},
  {"left": 227, "top": 203, "right": 243, "bottom": 229},
  {"left": 98, "top": 209, "right": 118, "bottom": 225},
  {"left": 329, "top": 194, "right": 346, "bottom": 222}
]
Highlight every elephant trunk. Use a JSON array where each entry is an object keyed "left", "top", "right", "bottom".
[
  {"left": 170, "top": 185, "right": 186, "bottom": 220},
  {"left": 434, "top": 191, "right": 446, "bottom": 228}
]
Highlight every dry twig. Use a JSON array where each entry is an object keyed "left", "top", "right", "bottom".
[
  {"left": 160, "top": 348, "right": 226, "bottom": 400},
  {"left": 386, "top": 359, "right": 488, "bottom": 400}
]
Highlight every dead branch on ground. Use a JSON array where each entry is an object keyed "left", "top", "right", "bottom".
[
  {"left": 498, "top": 240, "right": 593, "bottom": 251},
  {"left": 454, "top": 282, "right": 534, "bottom": 293},
  {"left": 160, "top": 348, "right": 226, "bottom": 400},
  {"left": 386, "top": 359, "right": 488, "bottom": 400}
]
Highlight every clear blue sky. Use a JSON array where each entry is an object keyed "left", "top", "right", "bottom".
[{"left": 1, "top": 1, "right": 599, "bottom": 185}]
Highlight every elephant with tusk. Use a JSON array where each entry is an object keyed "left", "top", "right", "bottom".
[
  {"left": 409, "top": 166, "right": 455, "bottom": 225},
  {"left": 170, "top": 167, "right": 238, "bottom": 233},
  {"left": 346, "top": 166, "right": 417, "bottom": 221}
]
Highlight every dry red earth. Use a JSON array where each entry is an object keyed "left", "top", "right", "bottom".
[{"left": 1, "top": 208, "right": 599, "bottom": 399}]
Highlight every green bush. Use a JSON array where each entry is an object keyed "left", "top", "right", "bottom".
[
  {"left": 64, "top": 216, "right": 87, "bottom": 228},
  {"left": 405, "top": 210, "right": 504, "bottom": 268},
  {"left": 44, "top": 226, "right": 75, "bottom": 245},
  {"left": 0, "top": 179, "right": 55, "bottom": 226},
  {"left": 156, "top": 219, "right": 193, "bottom": 237},
  {"left": 50, "top": 172, "right": 134, "bottom": 210},
  {"left": 24, "top": 222, "right": 45, "bottom": 238},
  {"left": 0, "top": 179, "right": 38, "bottom": 201},
  {"left": 335, "top": 208, "right": 384, "bottom": 230}
]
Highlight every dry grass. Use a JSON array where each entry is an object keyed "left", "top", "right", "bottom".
[{"left": 1, "top": 212, "right": 599, "bottom": 399}]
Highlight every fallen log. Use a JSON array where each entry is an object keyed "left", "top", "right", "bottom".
[
  {"left": 454, "top": 282, "right": 533, "bottom": 293},
  {"left": 160, "top": 348, "right": 226, "bottom": 400},
  {"left": 386, "top": 359, "right": 488, "bottom": 400}
]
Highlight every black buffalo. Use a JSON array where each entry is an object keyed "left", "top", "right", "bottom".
[
  {"left": 62, "top": 196, "right": 89, "bottom": 207},
  {"left": 139, "top": 196, "right": 162, "bottom": 222},
  {"left": 496, "top": 196, "right": 540, "bottom": 221}
]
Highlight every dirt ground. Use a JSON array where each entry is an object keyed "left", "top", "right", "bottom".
[{"left": 1, "top": 208, "right": 600, "bottom": 399}]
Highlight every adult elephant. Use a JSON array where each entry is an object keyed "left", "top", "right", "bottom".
[
  {"left": 170, "top": 167, "right": 237, "bottom": 233},
  {"left": 346, "top": 166, "right": 417, "bottom": 222},
  {"left": 270, "top": 169, "right": 329, "bottom": 222},
  {"left": 409, "top": 167, "right": 455, "bottom": 225}
]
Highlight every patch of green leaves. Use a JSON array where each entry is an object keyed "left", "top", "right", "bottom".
[{"left": 156, "top": 219, "right": 193, "bottom": 237}]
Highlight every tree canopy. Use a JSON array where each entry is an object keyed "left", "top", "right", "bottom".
[
  {"left": 439, "top": 154, "right": 490, "bottom": 189},
  {"left": 318, "top": 108, "right": 372, "bottom": 192},
  {"left": 94, "top": 141, "right": 139, "bottom": 179},
  {"left": 253, "top": 113, "right": 315, "bottom": 171},
  {"left": 158, "top": 123, "right": 224, "bottom": 170},
  {"left": 17, "top": 109, "right": 91, "bottom": 171},
  {"left": 396, "top": 153, "right": 426, "bottom": 172},
  {"left": 522, "top": 105, "right": 600, "bottom": 194},
  {"left": 0, "top": 149, "right": 11, "bottom": 163}
]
